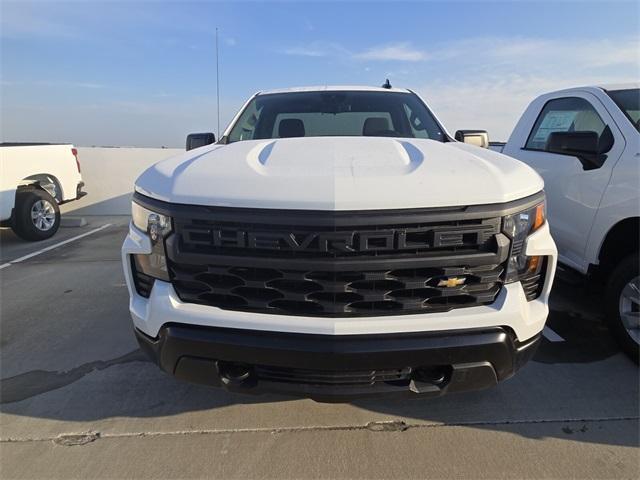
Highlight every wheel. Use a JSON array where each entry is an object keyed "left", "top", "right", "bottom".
[
  {"left": 11, "top": 188, "right": 61, "bottom": 241},
  {"left": 605, "top": 254, "right": 639, "bottom": 363}
]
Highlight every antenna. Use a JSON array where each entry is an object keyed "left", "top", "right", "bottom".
[
  {"left": 381, "top": 78, "right": 392, "bottom": 89},
  {"left": 216, "top": 27, "right": 220, "bottom": 139}
]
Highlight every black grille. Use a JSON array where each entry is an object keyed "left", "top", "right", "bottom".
[
  {"left": 169, "top": 262, "right": 504, "bottom": 316},
  {"left": 162, "top": 204, "right": 513, "bottom": 317},
  {"left": 254, "top": 365, "right": 412, "bottom": 386}
]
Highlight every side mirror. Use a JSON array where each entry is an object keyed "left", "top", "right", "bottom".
[
  {"left": 455, "top": 130, "right": 489, "bottom": 149},
  {"left": 545, "top": 128, "right": 611, "bottom": 170},
  {"left": 186, "top": 132, "right": 216, "bottom": 151}
]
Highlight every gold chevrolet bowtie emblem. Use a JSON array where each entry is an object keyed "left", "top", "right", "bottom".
[{"left": 438, "top": 277, "right": 466, "bottom": 288}]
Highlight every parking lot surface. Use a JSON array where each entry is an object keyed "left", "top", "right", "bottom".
[{"left": 1, "top": 218, "right": 638, "bottom": 479}]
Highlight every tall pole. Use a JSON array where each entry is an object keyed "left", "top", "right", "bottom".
[{"left": 216, "top": 27, "right": 220, "bottom": 139}]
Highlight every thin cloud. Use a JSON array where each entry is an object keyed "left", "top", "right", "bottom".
[
  {"left": 354, "top": 43, "right": 427, "bottom": 62},
  {"left": 281, "top": 35, "right": 639, "bottom": 68},
  {"left": 3, "top": 80, "right": 106, "bottom": 89},
  {"left": 70, "top": 82, "right": 105, "bottom": 89},
  {"left": 281, "top": 42, "right": 349, "bottom": 57},
  {"left": 0, "top": 2, "right": 77, "bottom": 39},
  {"left": 281, "top": 41, "right": 427, "bottom": 62},
  {"left": 436, "top": 36, "right": 640, "bottom": 68},
  {"left": 417, "top": 35, "right": 639, "bottom": 141},
  {"left": 283, "top": 46, "right": 327, "bottom": 57},
  {"left": 35, "top": 81, "right": 106, "bottom": 89}
]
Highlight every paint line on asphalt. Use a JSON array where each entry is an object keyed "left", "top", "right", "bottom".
[
  {"left": 0, "top": 224, "right": 112, "bottom": 270},
  {"left": 543, "top": 325, "right": 565, "bottom": 342}
]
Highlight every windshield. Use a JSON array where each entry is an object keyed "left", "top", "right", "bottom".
[
  {"left": 225, "top": 91, "right": 446, "bottom": 143},
  {"left": 607, "top": 88, "right": 640, "bottom": 132}
]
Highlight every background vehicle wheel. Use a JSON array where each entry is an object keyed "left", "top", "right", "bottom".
[
  {"left": 11, "top": 188, "right": 61, "bottom": 241},
  {"left": 605, "top": 254, "right": 639, "bottom": 363}
]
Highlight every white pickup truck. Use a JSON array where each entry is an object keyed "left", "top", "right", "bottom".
[
  {"left": 0, "top": 143, "right": 86, "bottom": 240},
  {"left": 122, "top": 85, "right": 557, "bottom": 400},
  {"left": 491, "top": 84, "right": 639, "bottom": 361}
]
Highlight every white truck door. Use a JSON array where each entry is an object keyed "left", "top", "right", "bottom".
[{"left": 505, "top": 92, "right": 624, "bottom": 272}]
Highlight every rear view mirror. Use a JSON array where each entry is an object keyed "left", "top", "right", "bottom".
[
  {"left": 546, "top": 129, "right": 610, "bottom": 170},
  {"left": 186, "top": 132, "right": 216, "bottom": 151},
  {"left": 455, "top": 130, "right": 489, "bottom": 149}
]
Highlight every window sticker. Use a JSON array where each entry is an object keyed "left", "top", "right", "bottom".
[{"left": 532, "top": 110, "right": 578, "bottom": 144}]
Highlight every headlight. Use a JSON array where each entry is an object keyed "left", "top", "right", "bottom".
[
  {"left": 132, "top": 202, "right": 172, "bottom": 241},
  {"left": 131, "top": 201, "right": 172, "bottom": 283},
  {"left": 503, "top": 202, "right": 545, "bottom": 285}
]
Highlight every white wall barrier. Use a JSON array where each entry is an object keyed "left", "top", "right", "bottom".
[{"left": 61, "top": 147, "right": 183, "bottom": 215}]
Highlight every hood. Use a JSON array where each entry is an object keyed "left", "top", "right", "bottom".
[{"left": 135, "top": 137, "right": 543, "bottom": 210}]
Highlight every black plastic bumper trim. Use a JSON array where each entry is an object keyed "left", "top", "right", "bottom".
[
  {"left": 135, "top": 324, "right": 540, "bottom": 400},
  {"left": 59, "top": 182, "right": 87, "bottom": 204}
]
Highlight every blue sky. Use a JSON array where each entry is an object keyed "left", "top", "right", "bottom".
[{"left": 1, "top": 0, "right": 638, "bottom": 146}]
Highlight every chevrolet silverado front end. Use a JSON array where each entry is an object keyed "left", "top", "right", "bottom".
[{"left": 122, "top": 86, "right": 557, "bottom": 400}]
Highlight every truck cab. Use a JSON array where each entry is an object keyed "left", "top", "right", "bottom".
[{"left": 501, "top": 84, "right": 639, "bottom": 361}]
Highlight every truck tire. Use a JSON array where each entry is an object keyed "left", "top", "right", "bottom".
[
  {"left": 11, "top": 188, "right": 61, "bottom": 241},
  {"left": 605, "top": 254, "right": 639, "bottom": 363}
]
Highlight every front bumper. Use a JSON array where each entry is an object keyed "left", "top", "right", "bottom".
[
  {"left": 135, "top": 324, "right": 541, "bottom": 400},
  {"left": 122, "top": 222, "right": 556, "bottom": 341},
  {"left": 122, "top": 220, "right": 556, "bottom": 399}
]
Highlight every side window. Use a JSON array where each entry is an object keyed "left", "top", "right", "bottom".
[{"left": 525, "top": 97, "right": 606, "bottom": 151}]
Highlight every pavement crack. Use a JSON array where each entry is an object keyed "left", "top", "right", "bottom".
[
  {"left": 1, "top": 416, "right": 637, "bottom": 444},
  {"left": 53, "top": 432, "right": 101, "bottom": 446},
  {"left": 366, "top": 420, "right": 408, "bottom": 432},
  {"left": 0, "top": 350, "right": 150, "bottom": 404}
]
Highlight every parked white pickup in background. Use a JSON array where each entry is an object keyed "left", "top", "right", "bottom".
[
  {"left": 494, "top": 84, "right": 640, "bottom": 361},
  {"left": 0, "top": 143, "right": 86, "bottom": 240}
]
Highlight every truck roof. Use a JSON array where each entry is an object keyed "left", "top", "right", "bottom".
[
  {"left": 257, "top": 85, "right": 411, "bottom": 95},
  {"left": 538, "top": 83, "right": 639, "bottom": 97},
  {"left": 597, "top": 83, "right": 640, "bottom": 91}
]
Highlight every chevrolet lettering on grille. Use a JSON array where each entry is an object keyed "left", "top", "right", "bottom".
[{"left": 181, "top": 225, "right": 494, "bottom": 254}]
